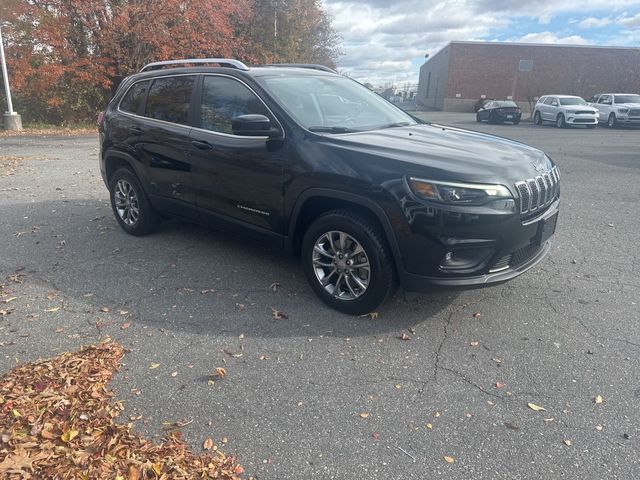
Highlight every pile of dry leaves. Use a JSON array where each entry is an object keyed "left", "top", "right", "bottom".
[{"left": 0, "top": 340, "right": 243, "bottom": 479}]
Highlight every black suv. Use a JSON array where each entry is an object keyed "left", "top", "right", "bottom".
[{"left": 99, "top": 58, "right": 560, "bottom": 315}]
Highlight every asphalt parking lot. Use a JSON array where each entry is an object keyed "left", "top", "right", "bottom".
[{"left": 1, "top": 114, "right": 639, "bottom": 479}]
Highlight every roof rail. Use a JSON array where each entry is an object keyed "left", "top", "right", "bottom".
[
  {"left": 268, "top": 63, "right": 337, "bottom": 74},
  {"left": 140, "top": 58, "right": 250, "bottom": 73}
]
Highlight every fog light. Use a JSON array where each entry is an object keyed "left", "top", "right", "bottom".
[{"left": 439, "top": 248, "right": 494, "bottom": 272}]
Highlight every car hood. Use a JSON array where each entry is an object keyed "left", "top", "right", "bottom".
[{"left": 317, "top": 123, "right": 552, "bottom": 185}]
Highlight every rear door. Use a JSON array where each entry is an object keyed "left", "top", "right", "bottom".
[
  {"left": 188, "top": 74, "right": 286, "bottom": 241},
  {"left": 596, "top": 94, "right": 613, "bottom": 121},
  {"left": 136, "top": 75, "right": 198, "bottom": 217}
]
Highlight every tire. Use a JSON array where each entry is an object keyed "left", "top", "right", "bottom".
[
  {"left": 556, "top": 114, "right": 566, "bottom": 128},
  {"left": 607, "top": 113, "right": 617, "bottom": 128},
  {"left": 301, "top": 210, "right": 397, "bottom": 315},
  {"left": 109, "top": 168, "right": 159, "bottom": 236},
  {"left": 534, "top": 111, "right": 542, "bottom": 125},
  {"left": 513, "top": 119, "right": 520, "bottom": 125}
]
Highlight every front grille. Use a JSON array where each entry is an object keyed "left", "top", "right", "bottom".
[
  {"left": 573, "top": 118, "right": 594, "bottom": 123},
  {"left": 630, "top": 109, "right": 640, "bottom": 116},
  {"left": 575, "top": 110, "right": 596, "bottom": 115},
  {"left": 515, "top": 166, "right": 560, "bottom": 215}
]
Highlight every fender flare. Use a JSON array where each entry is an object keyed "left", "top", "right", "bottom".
[{"left": 286, "top": 188, "right": 405, "bottom": 273}]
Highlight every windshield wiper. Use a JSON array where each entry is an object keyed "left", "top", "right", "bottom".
[{"left": 308, "top": 126, "right": 358, "bottom": 133}]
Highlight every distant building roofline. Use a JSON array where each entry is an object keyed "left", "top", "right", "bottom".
[{"left": 449, "top": 40, "right": 640, "bottom": 51}]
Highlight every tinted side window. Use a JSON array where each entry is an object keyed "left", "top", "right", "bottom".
[
  {"left": 145, "top": 76, "right": 195, "bottom": 125},
  {"left": 120, "top": 80, "right": 150, "bottom": 114},
  {"left": 199, "top": 76, "right": 270, "bottom": 134}
]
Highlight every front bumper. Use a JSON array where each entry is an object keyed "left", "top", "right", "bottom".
[
  {"left": 566, "top": 115, "right": 597, "bottom": 124},
  {"left": 617, "top": 116, "right": 640, "bottom": 125},
  {"left": 397, "top": 198, "right": 559, "bottom": 292}
]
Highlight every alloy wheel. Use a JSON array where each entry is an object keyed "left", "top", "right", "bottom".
[
  {"left": 312, "top": 230, "right": 371, "bottom": 301},
  {"left": 113, "top": 179, "right": 140, "bottom": 226}
]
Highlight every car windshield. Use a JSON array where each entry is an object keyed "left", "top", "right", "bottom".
[
  {"left": 495, "top": 101, "right": 518, "bottom": 107},
  {"left": 614, "top": 94, "right": 640, "bottom": 104},
  {"left": 256, "top": 74, "right": 417, "bottom": 132},
  {"left": 559, "top": 97, "right": 587, "bottom": 105}
]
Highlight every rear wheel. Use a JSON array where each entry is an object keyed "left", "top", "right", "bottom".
[
  {"left": 534, "top": 111, "right": 542, "bottom": 125},
  {"left": 301, "top": 210, "right": 397, "bottom": 315},
  {"left": 607, "top": 113, "right": 617, "bottom": 128},
  {"left": 109, "top": 168, "right": 159, "bottom": 236},
  {"left": 556, "top": 114, "right": 566, "bottom": 128}
]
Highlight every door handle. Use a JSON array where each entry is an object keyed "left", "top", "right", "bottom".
[{"left": 191, "top": 140, "right": 213, "bottom": 150}]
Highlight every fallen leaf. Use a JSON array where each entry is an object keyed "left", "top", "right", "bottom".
[
  {"left": 398, "top": 333, "right": 412, "bottom": 341},
  {"left": 444, "top": 455, "right": 455, "bottom": 464},
  {"left": 221, "top": 437, "right": 228, "bottom": 444},
  {"left": 594, "top": 395, "right": 603, "bottom": 404},
  {"left": 0, "top": 309, "right": 10, "bottom": 316},
  {"left": 473, "top": 312, "right": 481, "bottom": 318},
  {"left": 563, "top": 439, "right": 572, "bottom": 446},
  {"left": 359, "top": 412, "right": 369, "bottom": 418},
  {"left": 61, "top": 430, "right": 79, "bottom": 443},
  {"left": 270, "top": 281, "right": 280, "bottom": 292},
  {"left": 170, "top": 371, "right": 178, "bottom": 377},
  {"left": 596, "top": 424, "right": 603, "bottom": 431},
  {"left": 527, "top": 402, "right": 546, "bottom": 412},
  {"left": 120, "top": 323, "right": 130, "bottom": 330},
  {"left": 470, "top": 341, "right": 479, "bottom": 347},
  {"left": 495, "top": 382, "right": 506, "bottom": 388},
  {"left": 0, "top": 297, "right": 17, "bottom": 304},
  {"left": 372, "top": 431, "right": 380, "bottom": 440},
  {"left": 223, "top": 349, "right": 243, "bottom": 358},
  {"left": 213, "top": 367, "right": 226, "bottom": 378},
  {"left": 425, "top": 423, "right": 433, "bottom": 430},
  {"left": 100, "top": 306, "right": 110, "bottom": 313},
  {"left": 203, "top": 437, "right": 214, "bottom": 450},
  {"left": 149, "top": 363, "right": 160, "bottom": 370},
  {"left": 151, "top": 463, "right": 162, "bottom": 475},
  {"left": 358, "top": 312, "right": 379, "bottom": 320},
  {"left": 45, "top": 306, "right": 60, "bottom": 313},
  {"left": 271, "top": 308, "right": 288, "bottom": 320},
  {"left": 127, "top": 465, "right": 140, "bottom": 480}
]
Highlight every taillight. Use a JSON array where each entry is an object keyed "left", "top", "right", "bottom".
[{"left": 97, "top": 111, "right": 105, "bottom": 128}]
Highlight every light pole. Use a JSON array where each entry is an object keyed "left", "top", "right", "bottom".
[{"left": 0, "top": 22, "right": 22, "bottom": 130}]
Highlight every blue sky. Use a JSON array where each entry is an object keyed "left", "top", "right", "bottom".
[{"left": 323, "top": 1, "right": 640, "bottom": 86}]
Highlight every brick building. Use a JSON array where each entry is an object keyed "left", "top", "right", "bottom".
[{"left": 417, "top": 41, "right": 640, "bottom": 112}]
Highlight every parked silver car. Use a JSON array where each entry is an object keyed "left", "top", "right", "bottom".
[
  {"left": 588, "top": 93, "right": 640, "bottom": 127},
  {"left": 533, "top": 95, "right": 598, "bottom": 128}
]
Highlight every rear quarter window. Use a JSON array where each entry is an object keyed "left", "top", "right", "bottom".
[{"left": 119, "top": 80, "right": 150, "bottom": 115}]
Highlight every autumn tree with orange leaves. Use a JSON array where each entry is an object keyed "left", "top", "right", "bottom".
[{"left": 0, "top": 0, "right": 340, "bottom": 124}]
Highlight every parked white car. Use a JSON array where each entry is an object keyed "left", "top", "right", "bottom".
[
  {"left": 588, "top": 93, "right": 640, "bottom": 127},
  {"left": 533, "top": 95, "right": 598, "bottom": 128}
]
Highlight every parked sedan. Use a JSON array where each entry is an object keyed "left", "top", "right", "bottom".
[
  {"left": 533, "top": 95, "right": 598, "bottom": 128},
  {"left": 476, "top": 100, "right": 521, "bottom": 124}
]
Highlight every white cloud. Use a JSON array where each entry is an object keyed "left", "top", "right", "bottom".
[
  {"left": 617, "top": 12, "right": 640, "bottom": 27},
  {"left": 578, "top": 17, "right": 612, "bottom": 28},
  {"left": 515, "top": 32, "right": 591, "bottom": 44}
]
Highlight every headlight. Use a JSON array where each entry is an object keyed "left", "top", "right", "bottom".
[
  {"left": 408, "top": 178, "right": 513, "bottom": 207},
  {"left": 618, "top": 108, "right": 630, "bottom": 114}
]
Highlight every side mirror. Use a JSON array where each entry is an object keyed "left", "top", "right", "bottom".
[{"left": 232, "top": 114, "right": 281, "bottom": 138}]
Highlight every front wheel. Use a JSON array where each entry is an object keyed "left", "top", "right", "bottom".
[
  {"left": 607, "top": 113, "right": 617, "bottom": 128},
  {"left": 301, "top": 211, "right": 397, "bottom": 315},
  {"left": 534, "top": 111, "right": 542, "bottom": 125},
  {"left": 109, "top": 168, "right": 159, "bottom": 236},
  {"left": 556, "top": 114, "right": 566, "bottom": 128}
]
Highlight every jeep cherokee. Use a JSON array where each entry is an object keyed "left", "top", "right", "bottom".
[{"left": 98, "top": 58, "right": 560, "bottom": 315}]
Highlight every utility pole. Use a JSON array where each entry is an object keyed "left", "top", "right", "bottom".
[{"left": 0, "top": 23, "right": 22, "bottom": 130}]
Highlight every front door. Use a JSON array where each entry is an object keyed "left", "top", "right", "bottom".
[{"left": 189, "top": 75, "right": 285, "bottom": 241}]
